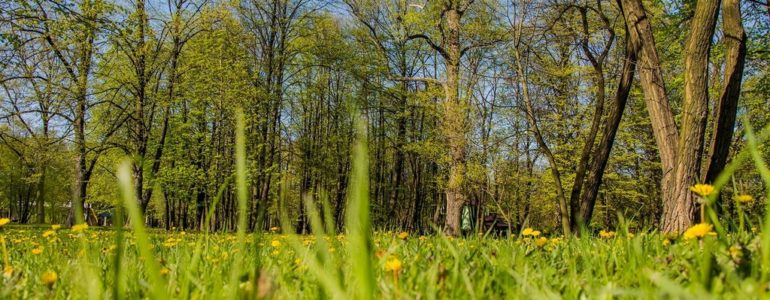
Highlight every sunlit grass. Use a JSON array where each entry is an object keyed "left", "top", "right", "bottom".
[{"left": 1, "top": 227, "right": 768, "bottom": 298}]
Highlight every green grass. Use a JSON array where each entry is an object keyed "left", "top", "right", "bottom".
[{"left": 0, "top": 227, "right": 767, "bottom": 299}]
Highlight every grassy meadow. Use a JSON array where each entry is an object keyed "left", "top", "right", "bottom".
[{"left": 0, "top": 224, "right": 768, "bottom": 299}]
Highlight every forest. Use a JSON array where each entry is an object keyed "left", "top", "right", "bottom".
[
  {"left": 3, "top": 0, "right": 770, "bottom": 298},
  {"left": 1, "top": 0, "right": 770, "bottom": 235}
]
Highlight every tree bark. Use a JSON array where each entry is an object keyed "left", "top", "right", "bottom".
[
  {"left": 666, "top": 0, "right": 720, "bottom": 231},
  {"left": 620, "top": 0, "right": 678, "bottom": 231},
  {"left": 703, "top": 0, "right": 746, "bottom": 184},
  {"left": 442, "top": 7, "right": 468, "bottom": 236},
  {"left": 621, "top": 0, "right": 723, "bottom": 232}
]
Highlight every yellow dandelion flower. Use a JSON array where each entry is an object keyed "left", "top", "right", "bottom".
[
  {"left": 735, "top": 194, "right": 754, "bottom": 203},
  {"left": 42, "top": 230, "right": 56, "bottom": 238},
  {"left": 3, "top": 265, "right": 12, "bottom": 278},
  {"left": 72, "top": 223, "right": 89, "bottom": 233},
  {"left": 418, "top": 236, "right": 428, "bottom": 241},
  {"left": 683, "top": 223, "right": 714, "bottom": 240},
  {"left": 51, "top": 224, "right": 61, "bottom": 230},
  {"left": 690, "top": 184, "right": 715, "bottom": 197},
  {"left": 398, "top": 232, "right": 409, "bottom": 240},
  {"left": 160, "top": 267, "right": 170, "bottom": 275},
  {"left": 663, "top": 239, "right": 671, "bottom": 246},
  {"left": 385, "top": 257, "right": 402, "bottom": 272},
  {"left": 41, "top": 271, "right": 58, "bottom": 286},
  {"left": 31, "top": 247, "right": 44, "bottom": 254},
  {"left": 522, "top": 228, "right": 534, "bottom": 236},
  {"left": 535, "top": 237, "right": 548, "bottom": 247},
  {"left": 0, "top": 218, "right": 10, "bottom": 227},
  {"left": 271, "top": 239, "right": 281, "bottom": 247},
  {"left": 599, "top": 230, "right": 616, "bottom": 239}
]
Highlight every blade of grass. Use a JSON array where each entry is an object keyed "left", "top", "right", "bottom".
[
  {"left": 346, "top": 117, "right": 375, "bottom": 300},
  {"left": 117, "top": 160, "right": 168, "bottom": 299},
  {"left": 229, "top": 107, "right": 251, "bottom": 297}
]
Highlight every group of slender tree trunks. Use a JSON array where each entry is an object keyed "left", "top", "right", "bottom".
[{"left": 0, "top": 0, "right": 752, "bottom": 235}]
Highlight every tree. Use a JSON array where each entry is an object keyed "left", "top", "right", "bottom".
[
  {"left": 620, "top": 0, "right": 746, "bottom": 231},
  {"left": 399, "top": 0, "right": 501, "bottom": 235}
]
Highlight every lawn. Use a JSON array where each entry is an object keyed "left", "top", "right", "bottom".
[{"left": 0, "top": 224, "right": 765, "bottom": 299}]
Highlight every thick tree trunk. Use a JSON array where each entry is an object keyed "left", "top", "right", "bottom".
[
  {"left": 621, "top": 0, "right": 679, "bottom": 231},
  {"left": 666, "top": 0, "right": 720, "bottom": 231},
  {"left": 442, "top": 8, "right": 468, "bottom": 236},
  {"left": 622, "top": 0, "right": 722, "bottom": 232},
  {"left": 703, "top": 0, "right": 746, "bottom": 184}
]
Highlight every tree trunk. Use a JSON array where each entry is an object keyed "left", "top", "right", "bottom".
[
  {"left": 703, "top": 0, "right": 746, "bottom": 184},
  {"left": 621, "top": 0, "right": 722, "bottom": 232},
  {"left": 442, "top": 8, "right": 467, "bottom": 236},
  {"left": 135, "top": 0, "right": 150, "bottom": 215},
  {"left": 667, "top": 0, "right": 719, "bottom": 230},
  {"left": 578, "top": 20, "right": 638, "bottom": 226},
  {"left": 513, "top": 47, "right": 571, "bottom": 235}
]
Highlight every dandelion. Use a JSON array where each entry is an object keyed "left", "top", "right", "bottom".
[
  {"left": 398, "top": 232, "right": 409, "bottom": 240},
  {"left": 271, "top": 239, "right": 281, "bottom": 247},
  {"left": 41, "top": 271, "right": 57, "bottom": 286},
  {"left": 3, "top": 265, "right": 12, "bottom": 278},
  {"left": 164, "top": 237, "right": 179, "bottom": 248},
  {"left": 0, "top": 218, "right": 10, "bottom": 227},
  {"left": 418, "top": 236, "right": 428, "bottom": 241},
  {"left": 683, "top": 223, "right": 714, "bottom": 240},
  {"left": 42, "top": 230, "right": 56, "bottom": 238},
  {"left": 160, "top": 267, "right": 170, "bottom": 275},
  {"left": 51, "top": 224, "right": 61, "bottom": 230},
  {"left": 385, "top": 257, "right": 402, "bottom": 273},
  {"left": 729, "top": 245, "right": 743, "bottom": 260},
  {"left": 535, "top": 237, "right": 548, "bottom": 247},
  {"left": 72, "top": 223, "right": 88, "bottom": 233},
  {"left": 522, "top": 228, "right": 534, "bottom": 236},
  {"left": 599, "top": 230, "right": 616, "bottom": 239},
  {"left": 735, "top": 194, "right": 753, "bottom": 203},
  {"left": 31, "top": 247, "right": 43, "bottom": 254},
  {"left": 690, "top": 184, "right": 715, "bottom": 197}
]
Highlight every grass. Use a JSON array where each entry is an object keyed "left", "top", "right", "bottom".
[
  {"left": 0, "top": 227, "right": 767, "bottom": 299},
  {"left": 1, "top": 116, "right": 769, "bottom": 299}
]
